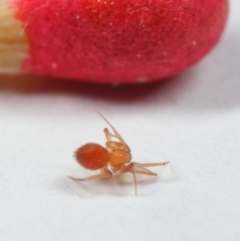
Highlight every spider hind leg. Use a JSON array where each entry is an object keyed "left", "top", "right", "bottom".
[{"left": 68, "top": 167, "right": 112, "bottom": 182}]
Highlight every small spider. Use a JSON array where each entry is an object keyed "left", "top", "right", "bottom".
[{"left": 68, "top": 108, "right": 169, "bottom": 195}]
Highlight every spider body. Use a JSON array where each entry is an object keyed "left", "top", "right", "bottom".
[
  {"left": 69, "top": 108, "right": 169, "bottom": 195},
  {"left": 75, "top": 143, "right": 110, "bottom": 170}
]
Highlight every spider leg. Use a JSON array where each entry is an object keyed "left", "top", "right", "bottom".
[
  {"left": 132, "top": 167, "right": 158, "bottom": 176},
  {"left": 120, "top": 164, "right": 156, "bottom": 195},
  {"left": 129, "top": 168, "right": 160, "bottom": 195},
  {"left": 92, "top": 107, "right": 127, "bottom": 146},
  {"left": 129, "top": 170, "right": 137, "bottom": 196},
  {"left": 133, "top": 161, "right": 170, "bottom": 168},
  {"left": 120, "top": 162, "right": 169, "bottom": 195},
  {"left": 68, "top": 167, "right": 112, "bottom": 182},
  {"left": 104, "top": 127, "right": 117, "bottom": 142},
  {"left": 125, "top": 168, "right": 156, "bottom": 196}
]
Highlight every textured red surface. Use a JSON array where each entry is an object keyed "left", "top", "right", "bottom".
[{"left": 13, "top": 0, "right": 228, "bottom": 84}]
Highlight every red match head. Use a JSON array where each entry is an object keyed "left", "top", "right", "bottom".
[{"left": 13, "top": 0, "right": 228, "bottom": 84}]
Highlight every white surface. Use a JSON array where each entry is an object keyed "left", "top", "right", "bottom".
[{"left": 1, "top": 1, "right": 240, "bottom": 241}]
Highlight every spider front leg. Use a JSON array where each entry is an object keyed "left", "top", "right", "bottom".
[
  {"left": 104, "top": 127, "right": 117, "bottom": 141},
  {"left": 119, "top": 163, "right": 150, "bottom": 195},
  {"left": 130, "top": 162, "right": 170, "bottom": 179},
  {"left": 120, "top": 162, "right": 170, "bottom": 195},
  {"left": 68, "top": 167, "right": 112, "bottom": 182},
  {"left": 93, "top": 107, "right": 128, "bottom": 146},
  {"left": 104, "top": 127, "right": 131, "bottom": 154}
]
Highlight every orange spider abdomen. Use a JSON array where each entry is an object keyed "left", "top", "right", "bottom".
[{"left": 75, "top": 143, "right": 110, "bottom": 170}]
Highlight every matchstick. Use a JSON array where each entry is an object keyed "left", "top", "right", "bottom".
[{"left": 0, "top": 1, "right": 28, "bottom": 74}]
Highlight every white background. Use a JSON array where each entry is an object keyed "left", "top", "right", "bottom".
[{"left": 0, "top": 1, "right": 240, "bottom": 240}]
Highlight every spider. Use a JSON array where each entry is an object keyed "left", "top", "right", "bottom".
[{"left": 68, "top": 108, "right": 169, "bottom": 195}]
